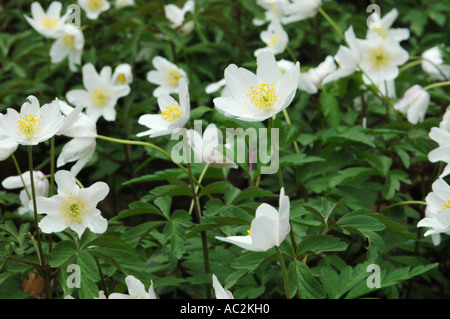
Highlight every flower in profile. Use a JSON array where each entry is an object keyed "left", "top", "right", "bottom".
[
  {"left": 109, "top": 275, "right": 156, "bottom": 299},
  {"left": 112, "top": 64, "right": 133, "bottom": 86},
  {"left": 216, "top": 187, "right": 290, "bottom": 252},
  {"left": 298, "top": 55, "right": 336, "bottom": 94},
  {"left": 137, "top": 78, "right": 190, "bottom": 138},
  {"left": 23, "top": 1, "right": 69, "bottom": 38},
  {"left": 66, "top": 63, "right": 131, "bottom": 122},
  {"left": 421, "top": 46, "right": 450, "bottom": 81},
  {"left": 212, "top": 275, "right": 234, "bottom": 299},
  {"left": 146, "top": 56, "right": 188, "bottom": 98},
  {"left": 253, "top": 0, "right": 289, "bottom": 26},
  {"left": 164, "top": 0, "right": 195, "bottom": 34},
  {"left": 281, "top": 0, "right": 322, "bottom": 24},
  {"left": 366, "top": 8, "right": 410, "bottom": 43},
  {"left": 417, "top": 178, "right": 450, "bottom": 246},
  {"left": 2, "top": 171, "right": 49, "bottom": 216},
  {"left": 50, "top": 24, "right": 84, "bottom": 72},
  {"left": 78, "top": 0, "right": 111, "bottom": 20},
  {"left": 213, "top": 51, "right": 299, "bottom": 122},
  {"left": 254, "top": 19, "right": 289, "bottom": 57},
  {"left": 0, "top": 134, "right": 18, "bottom": 161},
  {"left": 187, "top": 123, "right": 238, "bottom": 169},
  {"left": 57, "top": 101, "right": 97, "bottom": 177},
  {"left": 115, "top": 0, "right": 135, "bottom": 9},
  {"left": 0, "top": 96, "right": 66, "bottom": 146},
  {"left": 428, "top": 108, "right": 450, "bottom": 178},
  {"left": 393, "top": 85, "right": 430, "bottom": 125},
  {"left": 323, "top": 26, "right": 362, "bottom": 85},
  {"left": 358, "top": 33, "right": 409, "bottom": 85},
  {"left": 32, "top": 170, "right": 109, "bottom": 238}
]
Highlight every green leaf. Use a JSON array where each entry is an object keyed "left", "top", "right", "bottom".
[
  {"left": 290, "top": 260, "right": 326, "bottom": 299},
  {"left": 296, "top": 235, "right": 348, "bottom": 257},
  {"left": 49, "top": 241, "right": 77, "bottom": 268},
  {"left": 320, "top": 93, "right": 341, "bottom": 127}
]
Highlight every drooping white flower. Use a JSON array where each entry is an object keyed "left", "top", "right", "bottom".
[
  {"left": 164, "top": 0, "right": 195, "bottom": 34},
  {"left": 50, "top": 23, "right": 84, "bottom": 72},
  {"left": 112, "top": 63, "right": 133, "bottom": 86},
  {"left": 216, "top": 187, "right": 290, "bottom": 252},
  {"left": 417, "top": 178, "right": 450, "bottom": 246},
  {"left": 23, "top": 1, "right": 69, "bottom": 38},
  {"left": 146, "top": 56, "right": 188, "bottom": 98},
  {"left": 78, "top": 0, "right": 110, "bottom": 20},
  {"left": 366, "top": 8, "right": 410, "bottom": 43},
  {"left": 394, "top": 85, "right": 430, "bottom": 125},
  {"left": 0, "top": 134, "right": 18, "bottom": 161},
  {"left": 428, "top": 108, "right": 450, "bottom": 178},
  {"left": 213, "top": 51, "right": 299, "bottom": 122},
  {"left": 2, "top": 171, "right": 49, "bottom": 216},
  {"left": 358, "top": 33, "right": 409, "bottom": 85},
  {"left": 253, "top": 0, "right": 289, "bottom": 26},
  {"left": 212, "top": 274, "right": 234, "bottom": 299},
  {"left": 421, "top": 46, "right": 450, "bottom": 81},
  {"left": 323, "top": 26, "right": 361, "bottom": 85},
  {"left": 109, "top": 275, "right": 156, "bottom": 299},
  {"left": 57, "top": 102, "right": 97, "bottom": 177},
  {"left": 254, "top": 19, "right": 289, "bottom": 57},
  {"left": 115, "top": 0, "right": 135, "bottom": 9},
  {"left": 137, "top": 78, "right": 190, "bottom": 138},
  {"left": 298, "top": 55, "right": 336, "bottom": 94},
  {"left": 277, "top": 59, "right": 295, "bottom": 75},
  {"left": 33, "top": 170, "right": 109, "bottom": 238},
  {"left": 187, "top": 123, "right": 238, "bottom": 169},
  {"left": 0, "top": 96, "right": 66, "bottom": 146},
  {"left": 281, "top": 0, "right": 322, "bottom": 24},
  {"left": 66, "top": 63, "right": 130, "bottom": 122}
]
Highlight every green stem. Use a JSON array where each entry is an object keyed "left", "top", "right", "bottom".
[
  {"left": 50, "top": 137, "right": 55, "bottom": 196},
  {"left": 380, "top": 200, "right": 427, "bottom": 212},
  {"left": 399, "top": 59, "right": 422, "bottom": 73},
  {"left": 318, "top": 7, "right": 345, "bottom": 41},
  {"left": 282, "top": 109, "right": 300, "bottom": 154},
  {"left": 275, "top": 246, "right": 291, "bottom": 299},
  {"left": 188, "top": 164, "right": 209, "bottom": 215},
  {"left": 423, "top": 80, "right": 450, "bottom": 91},
  {"left": 11, "top": 154, "right": 31, "bottom": 200}
]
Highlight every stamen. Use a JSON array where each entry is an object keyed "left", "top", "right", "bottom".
[
  {"left": 18, "top": 114, "right": 41, "bottom": 137},
  {"left": 88, "top": 0, "right": 104, "bottom": 10},
  {"left": 369, "top": 48, "right": 391, "bottom": 68},
  {"left": 60, "top": 193, "right": 88, "bottom": 224},
  {"left": 41, "top": 17, "right": 58, "bottom": 29},
  {"left": 246, "top": 83, "right": 278, "bottom": 110},
  {"left": 63, "top": 34, "right": 75, "bottom": 48},
  {"left": 117, "top": 73, "right": 127, "bottom": 84},
  {"left": 92, "top": 89, "right": 109, "bottom": 106},
  {"left": 161, "top": 103, "right": 183, "bottom": 123},
  {"left": 167, "top": 70, "right": 182, "bottom": 86}
]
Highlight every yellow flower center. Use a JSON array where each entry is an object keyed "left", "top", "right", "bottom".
[
  {"left": 167, "top": 70, "right": 182, "bottom": 86},
  {"left": 373, "top": 27, "right": 389, "bottom": 40},
  {"left": 18, "top": 114, "right": 42, "bottom": 137},
  {"left": 92, "top": 89, "right": 109, "bottom": 106},
  {"left": 268, "top": 35, "right": 280, "bottom": 48},
  {"left": 41, "top": 17, "right": 58, "bottom": 29},
  {"left": 63, "top": 34, "right": 75, "bottom": 48},
  {"left": 88, "top": 0, "right": 104, "bottom": 10},
  {"left": 369, "top": 48, "right": 391, "bottom": 68},
  {"left": 246, "top": 83, "right": 278, "bottom": 110},
  {"left": 60, "top": 193, "right": 88, "bottom": 224},
  {"left": 161, "top": 103, "right": 183, "bottom": 123},
  {"left": 247, "top": 228, "right": 252, "bottom": 236},
  {"left": 117, "top": 73, "right": 127, "bottom": 84},
  {"left": 442, "top": 200, "right": 450, "bottom": 212}
]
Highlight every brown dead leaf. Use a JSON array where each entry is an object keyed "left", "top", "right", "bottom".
[{"left": 23, "top": 272, "right": 46, "bottom": 299}]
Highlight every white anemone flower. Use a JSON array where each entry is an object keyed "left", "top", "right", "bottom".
[
  {"left": 298, "top": 55, "right": 336, "bottom": 94},
  {"left": 213, "top": 51, "right": 299, "bottom": 122},
  {"left": 78, "top": 0, "right": 110, "bottom": 20},
  {"left": 109, "top": 275, "right": 156, "bottom": 299},
  {"left": 115, "top": 0, "right": 135, "bottom": 9},
  {"left": 0, "top": 96, "right": 66, "bottom": 146},
  {"left": 421, "top": 46, "right": 450, "bottom": 81},
  {"left": 57, "top": 102, "right": 97, "bottom": 177},
  {"left": 0, "top": 134, "right": 18, "bottom": 161},
  {"left": 253, "top": 0, "right": 289, "bottom": 26},
  {"left": 254, "top": 19, "right": 289, "bottom": 57},
  {"left": 394, "top": 85, "right": 430, "bottom": 125},
  {"left": 215, "top": 187, "right": 290, "bottom": 252},
  {"left": 23, "top": 1, "right": 69, "bottom": 38},
  {"left": 281, "top": 0, "right": 322, "bottom": 24},
  {"left": 146, "top": 56, "right": 188, "bottom": 98},
  {"left": 164, "top": 0, "right": 195, "bottom": 34},
  {"left": 137, "top": 78, "right": 190, "bottom": 138},
  {"left": 2, "top": 171, "right": 49, "bottom": 216},
  {"left": 366, "top": 8, "right": 410, "bottom": 43},
  {"left": 50, "top": 24, "right": 84, "bottom": 72},
  {"left": 358, "top": 33, "right": 409, "bottom": 85},
  {"left": 66, "top": 63, "right": 130, "bottom": 122},
  {"left": 112, "top": 64, "right": 133, "bottom": 86},
  {"left": 323, "top": 26, "right": 361, "bottom": 85},
  {"left": 187, "top": 123, "right": 238, "bottom": 169},
  {"left": 33, "top": 170, "right": 109, "bottom": 238},
  {"left": 417, "top": 178, "right": 450, "bottom": 246},
  {"left": 212, "top": 274, "right": 234, "bottom": 299},
  {"left": 428, "top": 108, "right": 450, "bottom": 178}
]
